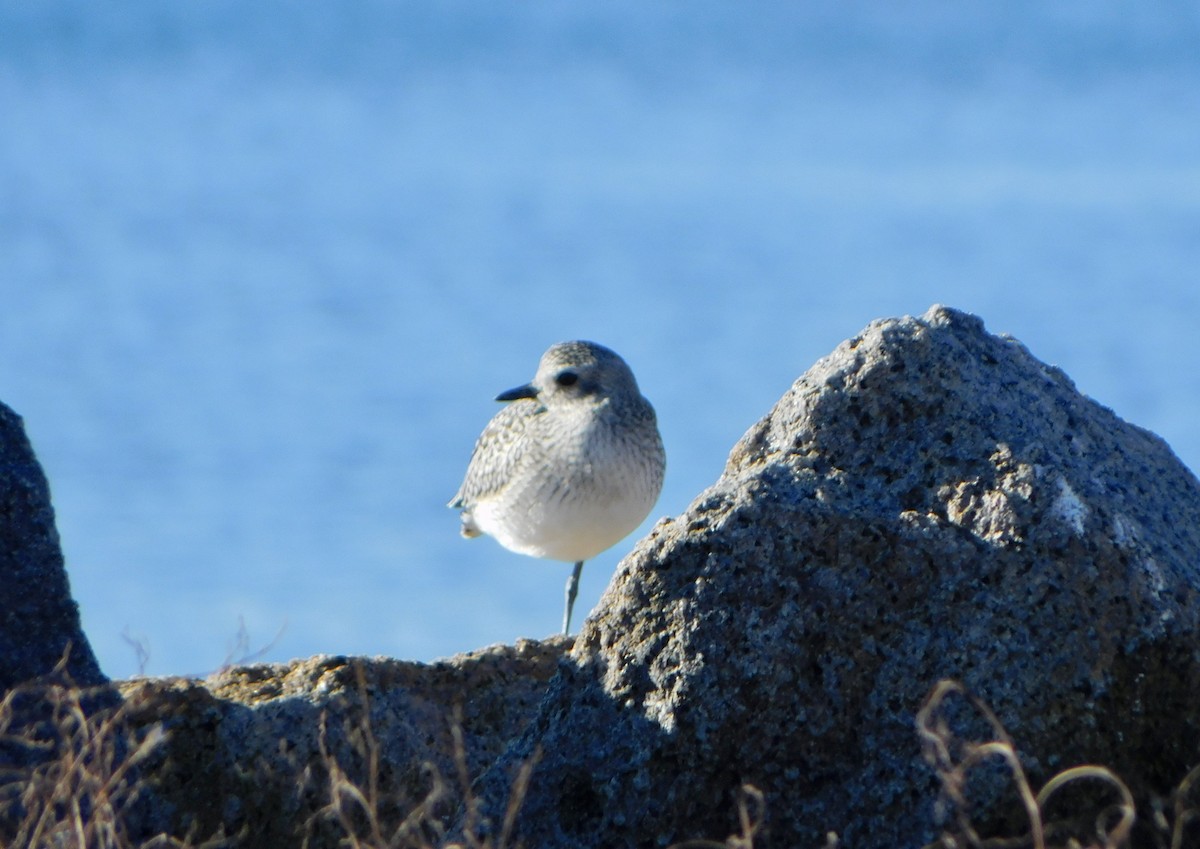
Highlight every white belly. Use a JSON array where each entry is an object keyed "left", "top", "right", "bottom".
[{"left": 472, "top": 474, "right": 658, "bottom": 563}]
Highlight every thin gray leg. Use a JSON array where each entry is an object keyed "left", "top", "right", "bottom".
[{"left": 563, "top": 560, "right": 584, "bottom": 635}]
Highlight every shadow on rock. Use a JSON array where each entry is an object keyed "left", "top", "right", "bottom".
[
  {"left": 0, "top": 641, "right": 569, "bottom": 847},
  {"left": 473, "top": 306, "right": 1200, "bottom": 849}
]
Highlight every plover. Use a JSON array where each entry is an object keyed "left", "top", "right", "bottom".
[{"left": 449, "top": 341, "right": 666, "bottom": 634}]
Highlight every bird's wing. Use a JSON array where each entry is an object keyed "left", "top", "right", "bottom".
[{"left": 448, "top": 400, "right": 542, "bottom": 509}]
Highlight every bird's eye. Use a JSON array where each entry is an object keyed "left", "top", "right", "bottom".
[{"left": 555, "top": 371, "right": 579, "bottom": 387}]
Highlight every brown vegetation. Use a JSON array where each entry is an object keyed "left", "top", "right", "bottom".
[{"left": 0, "top": 671, "right": 1196, "bottom": 849}]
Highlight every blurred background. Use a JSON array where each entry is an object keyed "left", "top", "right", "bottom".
[{"left": 2, "top": 1, "right": 1198, "bottom": 679}]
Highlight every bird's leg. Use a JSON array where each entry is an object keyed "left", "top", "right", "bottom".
[{"left": 563, "top": 560, "right": 584, "bottom": 635}]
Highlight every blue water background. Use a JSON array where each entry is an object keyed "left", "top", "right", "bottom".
[{"left": 3, "top": 2, "right": 1199, "bottom": 679}]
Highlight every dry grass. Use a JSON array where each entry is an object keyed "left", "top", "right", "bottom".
[
  {"left": 1, "top": 668, "right": 1197, "bottom": 849},
  {"left": 668, "top": 784, "right": 766, "bottom": 849},
  {"left": 0, "top": 666, "right": 187, "bottom": 849},
  {"left": 302, "top": 664, "right": 542, "bottom": 849},
  {"left": 309, "top": 674, "right": 764, "bottom": 849},
  {"left": 917, "top": 679, "right": 1200, "bottom": 849}
]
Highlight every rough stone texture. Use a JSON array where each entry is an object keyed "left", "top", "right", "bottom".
[
  {"left": 8, "top": 305, "right": 1200, "bottom": 847},
  {"left": 473, "top": 305, "right": 1200, "bottom": 848},
  {"left": 116, "top": 638, "right": 571, "bottom": 846},
  {"left": 0, "top": 401, "right": 104, "bottom": 690}
]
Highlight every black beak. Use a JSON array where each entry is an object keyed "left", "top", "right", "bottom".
[{"left": 496, "top": 383, "right": 539, "bottom": 402}]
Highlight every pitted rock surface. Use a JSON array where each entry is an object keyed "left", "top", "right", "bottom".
[
  {"left": 0, "top": 401, "right": 104, "bottom": 691},
  {"left": 473, "top": 305, "right": 1200, "bottom": 848}
]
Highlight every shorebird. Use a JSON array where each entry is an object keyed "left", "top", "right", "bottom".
[{"left": 449, "top": 341, "right": 665, "bottom": 634}]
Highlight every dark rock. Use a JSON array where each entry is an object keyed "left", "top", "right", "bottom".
[
  {"left": 116, "top": 638, "right": 571, "bottom": 846},
  {"left": 9, "top": 306, "right": 1199, "bottom": 847},
  {"left": 474, "top": 305, "right": 1200, "bottom": 848},
  {"left": 0, "top": 401, "right": 104, "bottom": 690}
]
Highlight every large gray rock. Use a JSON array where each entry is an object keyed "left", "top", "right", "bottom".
[
  {"left": 0, "top": 401, "right": 104, "bottom": 690},
  {"left": 474, "top": 305, "right": 1200, "bottom": 848}
]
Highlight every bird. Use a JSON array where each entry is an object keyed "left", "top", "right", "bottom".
[{"left": 449, "top": 341, "right": 666, "bottom": 635}]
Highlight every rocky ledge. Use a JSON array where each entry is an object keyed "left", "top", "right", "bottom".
[{"left": 2, "top": 305, "right": 1198, "bottom": 848}]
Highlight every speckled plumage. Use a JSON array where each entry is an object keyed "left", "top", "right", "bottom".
[{"left": 449, "top": 341, "right": 665, "bottom": 633}]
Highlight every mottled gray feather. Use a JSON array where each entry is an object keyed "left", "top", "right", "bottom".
[{"left": 449, "top": 399, "right": 543, "bottom": 512}]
